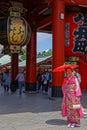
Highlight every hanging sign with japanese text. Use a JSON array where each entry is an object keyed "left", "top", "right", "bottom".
[{"left": 65, "top": 12, "right": 87, "bottom": 57}]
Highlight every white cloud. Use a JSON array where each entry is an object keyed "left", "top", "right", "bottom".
[
  {"left": 37, "top": 32, "right": 52, "bottom": 44},
  {"left": 37, "top": 32, "right": 52, "bottom": 52}
]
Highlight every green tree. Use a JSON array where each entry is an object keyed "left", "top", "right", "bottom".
[
  {"left": 20, "top": 48, "right": 26, "bottom": 60},
  {"left": 20, "top": 48, "right": 52, "bottom": 60}
]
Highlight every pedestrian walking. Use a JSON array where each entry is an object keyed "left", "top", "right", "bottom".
[
  {"left": 15, "top": 70, "right": 25, "bottom": 95},
  {"left": 3, "top": 69, "right": 11, "bottom": 93},
  {"left": 37, "top": 71, "right": 42, "bottom": 92}
]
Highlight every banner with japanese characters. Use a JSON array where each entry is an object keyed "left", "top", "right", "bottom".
[{"left": 65, "top": 12, "right": 87, "bottom": 57}]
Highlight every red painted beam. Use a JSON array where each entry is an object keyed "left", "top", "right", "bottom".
[
  {"left": 36, "top": 15, "right": 52, "bottom": 30},
  {"left": 43, "top": 0, "right": 87, "bottom": 6},
  {"left": 43, "top": 0, "right": 53, "bottom": 3},
  {"left": 65, "top": 0, "right": 87, "bottom": 6},
  {"left": 33, "top": 4, "right": 49, "bottom": 15}
]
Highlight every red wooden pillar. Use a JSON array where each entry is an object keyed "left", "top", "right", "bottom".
[
  {"left": 11, "top": 53, "right": 18, "bottom": 81},
  {"left": 26, "top": 30, "right": 36, "bottom": 91},
  {"left": 52, "top": 0, "right": 65, "bottom": 97}
]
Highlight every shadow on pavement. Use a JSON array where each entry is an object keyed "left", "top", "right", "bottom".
[{"left": 46, "top": 119, "right": 67, "bottom": 126}]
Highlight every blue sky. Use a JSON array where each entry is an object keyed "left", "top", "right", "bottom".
[{"left": 37, "top": 32, "right": 52, "bottom": 53}]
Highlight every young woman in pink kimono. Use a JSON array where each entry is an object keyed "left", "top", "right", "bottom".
[{"left": 61, "top": 67, "right": 83, "bottom": 128}]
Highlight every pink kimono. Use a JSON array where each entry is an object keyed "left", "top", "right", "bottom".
[{"left": 61, "top": 75, "right": 83, "bottom": 125}]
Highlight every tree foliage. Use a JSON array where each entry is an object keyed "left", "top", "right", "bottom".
[
  {"left": 20, "top": 48, "right": 52, "bottom": 60},
  {"left": 37, "top": 49, "right": 52, "bottom": 57},
  {"left": 20, "top": 48, "right": 26, "bottom": 60}
]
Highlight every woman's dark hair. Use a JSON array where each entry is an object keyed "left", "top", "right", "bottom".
[{"left": 65, "top": 67, "right": 73, "bottom": 71}]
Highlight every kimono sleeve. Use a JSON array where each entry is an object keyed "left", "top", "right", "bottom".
[{"left": 62, "top": 78, "right": 67, "bottom": 95}]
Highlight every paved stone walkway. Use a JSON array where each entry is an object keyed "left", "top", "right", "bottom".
[{"left": 0, "top": 86, "right": 87, "bottom": 130}]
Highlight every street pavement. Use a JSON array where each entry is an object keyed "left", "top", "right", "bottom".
[{"left": 0, "top": 86, "right": 87, "bottom": 130}]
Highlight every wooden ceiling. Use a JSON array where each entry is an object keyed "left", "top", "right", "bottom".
[
  {"left": 0, "top": 0, "right": 52, "bottom": 32},
  {"left": 0, "top": 0, "right": 87, "bottom": 33}
]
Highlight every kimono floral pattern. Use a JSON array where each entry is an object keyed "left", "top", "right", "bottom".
[{"left": 61, "top": 75, "right": 83, "bottom": 125}]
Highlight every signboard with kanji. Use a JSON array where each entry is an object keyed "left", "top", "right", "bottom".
[{"left": 65, "top": 12, "right": 87, "bottom": 57}]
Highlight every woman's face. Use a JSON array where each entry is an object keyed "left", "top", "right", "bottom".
[{"left": 66, "top": 68, "right": 72, "bottom": 77}]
